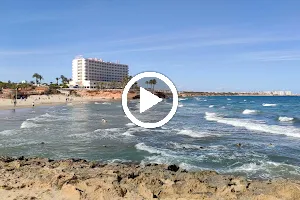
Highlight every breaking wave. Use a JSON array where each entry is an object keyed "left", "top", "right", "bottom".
[
  {"left": 177, "top": 129, "right": 222, "bottom": 138},
  {"left": 262, "top": 103, "right": 277, "bottom": 107},
  {"left": 135, "top": 143, "right": 167, "bottom": 155},
  {"left": 125, "top": 123, "right": 135, "bottom": 127},
  {"left": 20, "top": 121, "right": 40, "bottom": 129},
  {"left": 205, "top": 112, "right": 300, "bottom": 138},
  {"left": 179, "top": 98, "right": 187, "bottom": 101},
  {"left": 0, "top": 129, "right": 16, "bottom": 136},
  {"left": 209, "top": 105, "right": 214, "bottom": 108},
  {"left": 242, "top": 109, "right": 258, "bottom": 115},
  {"left": 278, "top": 116, "right": 294, "bottom": 122}
]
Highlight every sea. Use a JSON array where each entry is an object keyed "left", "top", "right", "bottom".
[{"left": 0, "top": 96, "right": 300, "bottom": 180}]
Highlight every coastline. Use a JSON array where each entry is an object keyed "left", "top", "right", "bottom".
[
  {"left": 0, "top": 94, "right": 118, "bottom": 111},
  {"left": 0, "top": 156, "right": 299, "bottom": 200}
]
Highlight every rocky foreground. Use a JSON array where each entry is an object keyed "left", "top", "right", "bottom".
[{"left": 0, "top": 157, "right": 300, "bottom": 200}]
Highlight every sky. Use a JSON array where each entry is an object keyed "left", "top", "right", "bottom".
[{"left": 0, "top": 0, "right": 300, "bottom": 92}]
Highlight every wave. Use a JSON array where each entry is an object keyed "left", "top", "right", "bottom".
[
  {"left": 179, "top": 98, "right": 187, "bottom": 101},
  {"left": 226, "top": 161, "right": 300, "bottom": 179},
  {"left": 20, "top": 121, "right": 40, "bottom": 129},
  {"left": 227, "top": 98, "right": 231, "bottom": 101},
  {"left": 177, "top": 129, "right": 221, "bottom": 138},
  {"left": 94, "top": 102, "right": 101, "bottom": 104},
  {"left": 135, "top": 143, "right": 167, "bottom": 155},
  {"left": 102, "top": 102, "right": 111, "bottom": 105},
  {"left": 244, "top": 99, "right": 247, "bottom": 102},
  {"left": 69, "top": 127, "right": 131, "bottom": 140},
  {"left": 278, "top": 116, "right": 294, "bottom": 122},
  {"left": 125, "top": 123, "right": 135, "bottom": 127},
  {"left": 242, "top": 109, "right": 258, "bottom": 115},
  {"left": 0, "top": 129, "right": 16, "bottom": 136},
  {"left": 204, "top": 112, "right": 300, "bottom": 138},
  {"left": 209, "top": 105, "right": 214, "bottom": 108},
  {"left": 27, "top": 113, "right": 64, "bottom": 122},
  {"left": 178, "top": 104, "right": 184, "bottom": 107},
  {"left": 262, "top": 103, "right": 277, "bottom": 107},
  {"left": 122, "top": 131, "right": 134, "bottom": 137}
]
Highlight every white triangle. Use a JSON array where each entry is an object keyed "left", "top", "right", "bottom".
[{"left": 140, "top": 87, "right": 162, "bottom": 113}]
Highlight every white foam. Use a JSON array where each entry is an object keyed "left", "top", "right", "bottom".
[
  {"left": 242, "top": 109, "right": 258, "bottom": 115},
  {"left": 262, "top": 103, "right": 277, "bottom": 107},
  {"left": 102, "top": 102, "right": 111, "bottom": 105},
  {"left": 209, "top": 105, "right": 214, "bottom": 108},
  {"left": 27, "top": 113, "right": 63, "bottom": 122},
  {"left": 278, "top": 116, "right": 294, "bottom": 122},
  {"left": 0, "top": 130, "right": 16, "bottom": 136},
  {"left": 20, "top": 121, "right": 40, "bottom": 129},
  {"left": 94, "top": 102, "right": 101, "bottom": 104},
  {"left": 179, "top": 98, "right": 187, "bottom": 101},
  {"left": 125, "top": 123, "right": 135, "bottom": 127},
  {"left": 122, "top": 131, "right": 134, "bottom": 137},
  {"left": 228, "top": 161, "right": 300, "bottom": 177},
  {"left": 205, "top": 112, "right": 300, "bottom": 138},
  {"left": 135, "top": 143, "right": 167, "bottom": 155},
  {"left": 178, "top": 162, "right": 201, "bottom": 171},
  {"left": 244, "top": 99, "right": 247, "bottom": 102},
  {"left": 227, "top": 98, "right": 231, "bottom": 100},
  {"left": 177, "top": 129, "right": 218, "bottom": 138},
  {"left": 178, "top": 104, "right": 184, "bottom": 107}
]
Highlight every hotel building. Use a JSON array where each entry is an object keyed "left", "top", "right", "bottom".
[{"left": 69, "top": 56, "right": 128, "bottom": 89}]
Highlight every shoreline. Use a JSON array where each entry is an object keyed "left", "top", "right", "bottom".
[
  {"left": 0, "top": 95, "right": 119, "bottom": 111},
  {"left": 0, "top": 156, "right": 300, "bottom": 200}
]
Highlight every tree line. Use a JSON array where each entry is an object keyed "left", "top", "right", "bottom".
[
  {"left": 145, "top": 79, "right": 157, "bottom": 90},
  {"left": 0, "top": 73, "right": 71, "bottom": 89}
]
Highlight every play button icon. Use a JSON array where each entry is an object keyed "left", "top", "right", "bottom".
[
  {"left": 140, "top": 87, "right": 162, "bottom": 113},
  {"left": 122, "top": 72, "right": 178, "bottom": 129}
]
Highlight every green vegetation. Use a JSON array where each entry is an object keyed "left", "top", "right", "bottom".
[
  {"left": 149, "top": 79, "right": 157, "bottom": 91},
  {"left": 0, "top": 81, "right": 34, "bottom": 89},
  {"left": 32, "top": 73, "right": 43, "bottom": 84}
]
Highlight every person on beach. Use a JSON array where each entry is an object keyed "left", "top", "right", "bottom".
[{"left": 13, "top": 99, "right": 17, "bottom": 107}]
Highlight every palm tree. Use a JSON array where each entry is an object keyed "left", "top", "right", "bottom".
[
  {"left": 121, "top": 76, "right": 132, "bottom": 89},
  {"left": 38, "top": 75, "right": 43, "bottom": 84},
  {"left": 149, "top": 79, "right": 153, "bottom": 90},
  {"left": 60, "top": 75, "right": 68, "bottom": 84},
  {"left": 145, "top": 81, "right": 149, "bottom": 89},
  {"left": 152, "top": 79, "right": 157, "bottom": 91},
  {"left": 55, "top": 77, "right": 60, "bottom": 85},
  {"left": 32, "top": 73, "right": 40, "bottom": 85}
]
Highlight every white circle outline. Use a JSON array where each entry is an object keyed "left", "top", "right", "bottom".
[{"left": 122, "top": 72, "right": 178, "bottom": 129}]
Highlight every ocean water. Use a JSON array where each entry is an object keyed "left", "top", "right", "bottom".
[{"left": 0, "top": 96, "right": 300, "bottom": 180}]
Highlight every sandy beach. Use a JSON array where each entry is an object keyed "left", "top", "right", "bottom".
[
  {"left": 0, "top": 156, "right": 299, "bottom": 200},
  {"left": 0, "top": 94, "right": 116, "bottom": 110}
]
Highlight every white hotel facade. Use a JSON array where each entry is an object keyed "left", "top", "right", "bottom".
[{"left": 69, "top": 56, "right": 128, "bottom": 89}]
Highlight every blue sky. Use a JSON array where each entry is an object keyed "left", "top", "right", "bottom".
[{"left": 1, "top": 0, "right": 300, "bottom": 92}]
